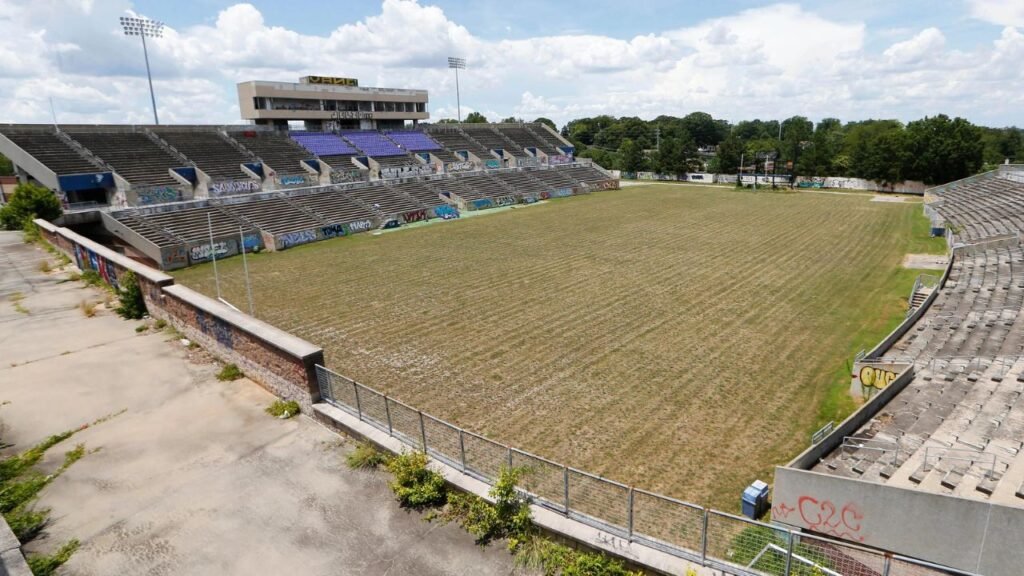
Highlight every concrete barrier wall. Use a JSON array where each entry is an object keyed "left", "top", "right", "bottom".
[
  {"left": 772, "top": 467, "right": 1024, "bottom": 576},
  {"left": 33, "top": 219, "right": 324, "bottom": 411}
]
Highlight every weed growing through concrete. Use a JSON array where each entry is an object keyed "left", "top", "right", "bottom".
[
  {"left": 135, "top": 324, "right": 149, "bottom": 333},
  {"left": 386, "top": 451, "right": 446, "bottom": 509},
  {"left": 346, "top": 441, "right": 388, "bottom": 469},
  {"left": 154, "top": 318, "right": 167, "bottom": 330},
  {"left": 216, "top": 363, "right": 243, "bottom": 381},
  {"left": 27, "top": 539, "right": 80, "bottom": 576},
  {"left": 265, "top": 400, "right": 299, "bottom": 419},
  {"left": 9, "top": 292, "right": 28, "bottom": 315},
  {"left": 79, "top": 300, "right": 97, "bottom": 318},
  {"left": 38, "top": 260, "right": 51, "bottom": 273}
]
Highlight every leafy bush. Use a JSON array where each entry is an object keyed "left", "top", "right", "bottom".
[
  {"left": 27, "top": 539, "right": 80, "bottom": 576},
  {"left": 265, "top": 399, "right": 299, "bottom": 419},
  {"left": 346, "top": 441, "right": 388, "bottom": 469},
  {"left": 0, "top": 183, "right": 62, "bottom": 231},
  {"left": 114, "top": 270, "right": 147, "bottom": 320},
  {"left": 216, "top": 363, "right": 243, "bottom": 381},
  {"left": 440, "top": 466, "right": 533, "bottom": 549},
  {"left": 513, "top": 537, "right": 642, "bottom": 576},
  {"left": 386, "top": 451, "right": 447, "bottom": 508}
]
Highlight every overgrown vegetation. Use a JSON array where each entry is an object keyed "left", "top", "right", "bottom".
[
  {"left": 512, "top": 537, "right": 642, "bottom": 576},
  {"left": 386, "top": 451, "right": 447, "bottom": 508},
  {"left": 79, "top": 300, "right": 97, "bottom": 318},
  {"left": 265, "top": 399, "right": 299, "bottom": 419},
  {"left": 438, "top": 467, "right": 534, "bottom": 549},
  {"left": 0, "top": 183, "right": 62, "bottom": 231},
  {"left": 114, "top": 270, "right": 147, "bottom": 320},
  {"left": 27, "top": 539, "right": 80, "bottom": 576},
  {"left": 216, "top": 363, "right": 243, "bottom": 381},
  {"left": 79, "top": 269, "right": 104, "bottom": 288},
  {"left": 9, "top": 292, "right": 28, "bottom": 315},
  {"left": 346, "top": 441, "right": 388, "bottom": 469}
]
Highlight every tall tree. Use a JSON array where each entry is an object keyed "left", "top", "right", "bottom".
[
  {"left": 618, "top": 138, "right": 645, "bottom": 172},
  {"left": 711, "top": 133, "right": 744, "bottom": 174},
  {"left": 533, "top": 117, "right": 557, "bottom": 131},
  {"left": 680, "top": 112, "right": 720, "bottom": 148},
  {"left": 464, "top": 112, "right": 488, "bottom": 123},
  {"left": 903, "top": 115, "right": 984, "bottom": 184}
]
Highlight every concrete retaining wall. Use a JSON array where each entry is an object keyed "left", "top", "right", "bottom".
[
  {"left": 33, "top": 219, "right": 324, "bottom": 412},
  {"left": 0, "top": 516, "right": 31, "bottom": 576},
  {"left": 773, "top": 467, "right": 1024, "bottom": 576}
]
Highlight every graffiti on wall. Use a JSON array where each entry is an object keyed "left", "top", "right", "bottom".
[
  {"left": 277, "top": 229, "right": 317, "bottom": 250},
  {"left": 74, "top": 245, "right": 119, "bottom": 290},
  {"left": 484, "top": 160, "right": 500, "bottom": 169},
  {"left": 550, "top": 187, "right": 573, "bottom": 198},
  {"left": 521, "top": 194, "right": 538, "bottom": 204},
  {"left": 434, "top": 205, "right": 459, "bottom": 219},
  {"left": 160, "top": 246, "right": 188, "bottom": 269},
  {"left": 380, "top": 165, "right": 433, "bottom": 180},
  {"left": 402, "top": 209, "right": 427, "bottom": 223},
  {"left": 471, "top": 198, "right": 493, "bottom": 210},
  {"left": 772, "top": 497, "right": 865, "bottom": 542},
  {"left": 330, "top": 170, "right": 365, "bottom": 184},
  {"left": 189, "top": 239, "right": 236, "bottom": 263},
  {"left": 135, "top": 186, "right": 183, "bottom": 206},
  {"left": 850, "top": 360, "right": 908, "bottom": 398},
  {"left": 588, "top": 180, "right": 618, "bottom": 191},
  {"left": 320, "top": 223, "right": 346, "bottom": 239},
  {"left": 195, "top": 309, "right": 234, "bottom": 350},
  {"left": 493, "top": 195, "right": 517, "bottom": 207},
  {"left": 210, "top": 180, "right": 261, "bottom": 196},
  {"left": 445, "top": 161, "right": 474, "bottom": 173},
  {"left": 548, "top": 154, "right": 573, "bottom": 165},
  {"left": 346, "top": 219, "right": 373, "bottom": 233},
  {"left": 277, "top": 175, "right": 309, "bottom": 187},
  {"left": 517, "top": 157, "right": 539, "bottom": 168},
  {"left": 858, "top": 365, "right": 899, "bottom": 390}
]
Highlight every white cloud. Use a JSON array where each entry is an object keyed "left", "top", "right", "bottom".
[
  {"left": 0, "top": 0, "right": 1023, "bottom": 128},
  {"left": 967, "top": 0, "right": 1024, "bottom": 27}
]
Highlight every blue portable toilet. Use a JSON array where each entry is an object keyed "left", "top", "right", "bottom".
[{"left": 742, "top": 480, "right": 770, "bottom": 519}]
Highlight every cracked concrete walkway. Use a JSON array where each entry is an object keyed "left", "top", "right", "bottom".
[{"left": 0, "top": 231, "right": 513, "bottom": 575}]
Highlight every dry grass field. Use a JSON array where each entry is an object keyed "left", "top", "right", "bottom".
[{"left": 175, "top": 184, "right": 942, "bottom": 509}]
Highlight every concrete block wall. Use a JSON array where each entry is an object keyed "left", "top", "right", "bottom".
[{"left": 33, "top": 219, "right": 324, "bottom": 412}]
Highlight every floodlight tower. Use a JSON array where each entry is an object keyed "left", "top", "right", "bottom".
[
  {"left": 120, "top": 16, "right": 164, "bottom": 125},
  {"left": 447, "top": 56, "right": 466, "bottom": 122}
]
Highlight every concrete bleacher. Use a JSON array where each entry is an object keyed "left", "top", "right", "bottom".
[
  {"left": 137, "top": 205, "right": 253, "bottom": 243},
  {"left": 460, "top": 125, "right": 523, "bottom": 155},
  {"left": 0, "top": 127, "right": 102, "bottom": 175},
  {"left": 155, "top": 129, "right": 253, "bottom": 180},
  {"left": 384, "top": 130, "right": 442, "bottom": 152},
  {"left": 527, "top": 167, "right": 578, "bottom": 189},
  {"left": 346, "top": 182, "right": 422, "bottom": 215},
  {"left": 563, "top": 165, "right": 614, "bottom": 185},
  {"left": 526, "top": 124, "right": 571, "bottom": 154},
  {"left": 112, "top": 211, "right": 182, "bottom": 247},
  {"left": 64, "top": 130, "right": 183, "bottom": 186},
  {"left": 497, "top": 125, "right": 560, "bottom": 155},
  {"left": 385, "top": 180, "right": 443, "bottom": 207},
  {"left": 290, "top": 132, "right": 358, "bottom": 157},
  {"left": 423, "top": 127, "right": 493, "bottom": 160},
  {"left": 341, "top": 131, "right": 405, "bottom": 157},
  {"left": 284, "top": 188, "right": 376, "bottom": 226},
  {"left": 811, "top": 171, "right": 1024, "bottom": 509},
  {"left": 493, "top": 171, "right": 546, "bottom": 196},
  {"left": 216, "top": 196, "right": 325, "bottom": 236},
  {"left": 232, "top": 132, "right": 310, "bottom": 176}
]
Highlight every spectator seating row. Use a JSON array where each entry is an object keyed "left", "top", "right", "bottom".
[
  {"left": 341, "top": 131, "right": 405, "bottom": 157},
  {"left": 137, "top": 205, "right": 255, "bottom": 243},
  {"left": 424, "top": 127, "right": 494, "bottom": 159},
  {"left": 233, "top": 132, "right": 310, "bottom": 176},
  {"left": 384, "top": 130, "right": 442, "bottom": 152},
  {"left": 154, "top": 130, "right": 252, "bottom": 180},
  {"left": 0, "top": 128, "right": 102, "bottom": 175},
  {"left": 500, "top": 126, "right": 560, "bottom": 155},
  {"left": 934, "top": 178, "right": 1024, "bottom": 243},
  {"left": 460, "top": 125, "right": 523, "bottom": 154},
  {"left": 64, "top": 130, "right": 183, "bottom": 186},
  {"left": 290, "top": 132, "right": 358, "bottom": 156}
]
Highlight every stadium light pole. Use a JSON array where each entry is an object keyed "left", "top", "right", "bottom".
[
  {"left": 120, "top": 16, "right": 164, "bottom": 125},
  {"left": 448, "top": 56, "right": 466, "bottom": 122}
]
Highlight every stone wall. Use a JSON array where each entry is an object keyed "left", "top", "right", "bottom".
[{"left": 33, "top": 219, "right": 324, "bottom": 411}]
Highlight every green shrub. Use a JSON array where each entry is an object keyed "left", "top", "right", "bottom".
[
  {"left": 440, "top": 466, "right": 533, "bottom": 549},
  {"left": 154, "top": 318, "right": 167, "bottom": 330},
  {"left": 135, "top": 324, "right": 149, "bottom": 333},
  {"left": 216, "top": 363, "right": 243, "bottom": 381},
  {"left": 26, "top": 539, "right": 79, "bottom": 576},
  {"left": 79, "top": 269, "right": 104, "bottom": 288},
  {"left": 265, "top": 399, "right": 299, "bottom": 419},
  {"left": 386, "top": 451, "right": 447, "bottom": 508},
  {"left": 114, "top": 270, "right": 147, "bottom": 320},
  {"left": 23, "top": 218, "right": 40, "bottom": 243},
  {"left": 346, "top": 441, "right": 388, "bottom": 469},
  {"left": 513, "top": 536, "right": 642, "bottom": 576},
  {"left": 0, "top": 183, "right": 61, "bottom": 231},
  {"left": 5, "top": 505, "right": 49, "bottom": 541}
]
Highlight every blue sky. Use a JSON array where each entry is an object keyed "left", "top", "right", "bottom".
[{"left": 2, "top": 0, "right": 1024, "bottom": 127}]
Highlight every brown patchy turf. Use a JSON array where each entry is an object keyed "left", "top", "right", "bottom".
[{"left": 174, "top": 184, "right": 930, "bottom": 510}]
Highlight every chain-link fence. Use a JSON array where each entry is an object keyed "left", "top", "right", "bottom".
[{"left": 316, "top": 365, "right": 977, "bottom": 576}]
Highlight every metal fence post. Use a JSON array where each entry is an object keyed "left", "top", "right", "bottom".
[
  {"left": 627, "top": 487, "right": 634, "bottom": 542},
  {"left": 563, "top": 466, "right": 570, "bottom": 515},
  {"left": 882, "top": 554, "right": 892, "bottom": 576},
  {"left": 458, "top": 429, "right": 467, "bottom": 472},
  {"left": 784, "top": 529, "right": 794, "bottom": 576},
  {"left": 418, "top": 411, "right": 427, "bottom": 452},
  {"left": 700, "top": 509, "right": 709, "bottom": 563},
  {"left": 352, "top": 381, "right": 362, "bottom": 421},
  {"left": 384, "top": 395, "right": 393, "bottom": 435},
  {"left": 507, "top": 447, "right": 513, "bottom": 469}
]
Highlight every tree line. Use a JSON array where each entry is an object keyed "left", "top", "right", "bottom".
[{"left": 562, "top": 113, "right": 1022, "bottom": 185}]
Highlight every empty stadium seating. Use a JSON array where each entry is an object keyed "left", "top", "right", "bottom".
[
  {"left": 499, "top": 125, "right": 560, "bottom": 155},
  {"left": 285, "top": 189, "right": 375, "bottom": 225},
  {"left": 291, "top": 132, "right": 358, "bottom": 156},
  {"left": 933, "top": 177, "right": 1024, "bottom": 243},
  {"left": 137, "top": 205, "right": 253, "bottom": 243},
  {"left": 346, "top": 182, "right": 423, "bottom": 215},
  {"left": 154, "top": 129, "right": 253, "bottom": 180},
  {"left": 386, "top": 180, "right": 443, "bottom": 207},
  {"left": 232, "top": 132, "right": 310, "bottom": 176},
  {"left": 526, "top": 124, "right": 571, "bottom": 154},
  {"left": 460, "top": 125, "right": 523, "bottom": 154},
  {"left": 216, "top": 196, "right": 326, "bottom": 236},
  {"left": 341, "top": 131, "right": 405, "bottom": 156},
  {"left": 0, "top": 127, "right": 102, "bottom": 175},
  {"left": 64, "top": 130, "right": 184, "bottom": 186},
  {"left": 384, "top": 130, "right": 442, "bottom": 152},
  {"left": 424, "top": 127, "right": 494, "bottom": 159}
]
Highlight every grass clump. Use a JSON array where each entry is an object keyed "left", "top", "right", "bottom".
[
  {"left": 135, "top": 324, "right": 149, "bottom": 333},
  {"left": 346, "top": 441, "right": 389, "bottom": 469},
  {"left": 79, "top": 300, "right": 97, "bottom": 318},
  {"left": 216, "top": 363, "right": 243, "bottom": 381},
  {"left": 38, "top": 260, "right": 51, "bottom": 273},
  {"left": 513, "top": 536, "right": 642, "bottom": 576},
  {"left": 79, "top": 269, "right": 104, "bottom": 288},
  {"left": 27, "top": 539, "right": 80, "bottom": 576},
  {"left": 439, "top": 466, "right": 533, "bottom": 549},
  {"left": 386, "top": 451, "right": 447, "bottom": 508},
  {"left": 154, "top": 318, "right": 167, "bottom": 330},
  {"left": 10, "top": 292, "right": 29, "bottom": 315},
  {"left": 265, "top": 399, "right": 299, "bottom": 419}
]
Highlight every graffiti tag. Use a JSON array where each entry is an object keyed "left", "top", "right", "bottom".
[
  {"left": 550, "top": 187, "right": 573, "bottom": 198},
  {"left": 161, "top": 246, "right": 188, "bottom": 268},
  {"left": 493, "top": 195, "right": 517, "bottom": 207},
  {"left": 278, "top": 175, "right": 309, "bottom": 186},
  {"left": 346, "top": 219, "right": 373, "bottom": 233},
  {"left": 135, "top": 187, "right": 182, "bottom": 206},
  {"left": 445, "top": 161, "right": 474, "bottom": 173},
  {"left": 195, "top": 310, "right": 234, "bottom": 349},
  {"left": 402, "top": 209, "right": 427, "bottom": 223},
  {"left": 277, "top": 229, "right": 317, "bottom": 249},
  {"left": 484, "top": 160, "right": 500, "bottom": 169},
  {"left": 434, "top": 205, "right": 459, "bottom": 219},
  {"left": 190, "top": 241, "right": 231, "bottom": 262},
  {"left": 858, "top": 366, "right": 899, "bottom": 390},
  {"left": 380, "top": 165, "right": 433, "bottom": 179},
  {"left": 320, "top": 223, "right": 346, "bottom": 239},
  {"left": 330, "top": 170, "right": 364, "bottom": 184},
  {"left": 210, "top": 180, "right": 260, "bottom": 196},
  {"left": 517, "top": 157, "right": 539, "bottom": 168},
  {"left": 548, "top": 154, "right": 572, "bottom": 166},
  {"left": 471, "top": 198, "right": 493, "bottom": 210},
  {"left": 796, "top": 496, "right": 865, "bottom": 541}
]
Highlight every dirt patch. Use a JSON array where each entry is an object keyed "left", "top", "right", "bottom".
[{"left": 903, "top": 253, "right": 949, "bottom": 270}]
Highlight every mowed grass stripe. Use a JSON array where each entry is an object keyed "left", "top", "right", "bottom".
[{"left": 175, "top": 185, "right": 927, "bottom": 509}]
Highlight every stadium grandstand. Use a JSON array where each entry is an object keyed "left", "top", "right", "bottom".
[{"left": 774, "top": 164, "right": 1024, "bottom": 576}]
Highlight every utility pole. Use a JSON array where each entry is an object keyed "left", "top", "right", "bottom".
[
  {"left": 120, "top": 16, "right": 164, "bottom": 125},
  {"left": 447, "top": 57, "right": 466, "bottom": 122}
]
